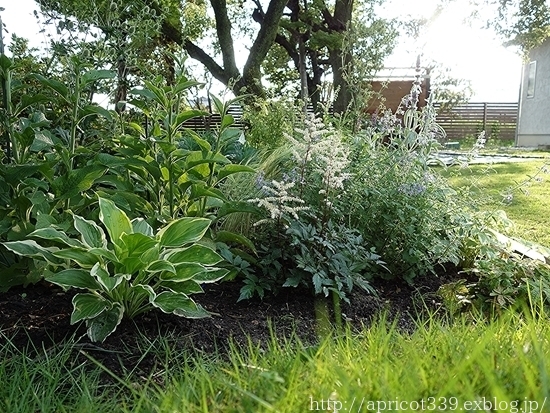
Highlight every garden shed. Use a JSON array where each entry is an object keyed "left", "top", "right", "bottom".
[{"left": 516, "top": 37, "right": 550, "bottom": 147}]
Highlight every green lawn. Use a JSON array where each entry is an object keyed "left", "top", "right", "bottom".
[
  {"left": 2, "top": 313, "right": 549, "bottom": 412},
  {"left": 439, "top": 160, "right": 550, "bottom": 247}
]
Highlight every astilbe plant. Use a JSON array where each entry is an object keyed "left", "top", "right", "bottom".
[
  {"left": 3, "top": 197, "right": 228, "bottom": 342},
  {"left": 246, "top": 114, "right": 383, "bottom": 304}
]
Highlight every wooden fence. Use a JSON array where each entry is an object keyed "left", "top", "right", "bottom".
[{"left": 433, "top": 102, "right": 518, "bottom": 141}]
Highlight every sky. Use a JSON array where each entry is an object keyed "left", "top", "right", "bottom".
[{"left": 1, "top": 0, "right": 524, "bottom": 102}]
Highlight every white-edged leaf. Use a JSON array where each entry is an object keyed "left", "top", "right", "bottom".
[
  {"left": 160, "top": 263, "right": 205, "bottom": 282},
  {"left": 47, "top": 269, "right": 100, "bottom": 290},
  {"left": 71, "top": 293, "right": 110, "bottom": 324},
  {"left": 131, "top": 218, "right": 153, "bottom": 236},
  {"left": 146, "top": 260, "right": 176, "bottom": 274},
  {"left": 157, "top": 217, "right": 211, "bottom": 247},
  {"left": 91, "top": 263, "right": 125, "bottom": 292},
  {"left": 73, "top": 214, "right": 107, "bottom": 248},
  {"left": 29, "top": 227, "right": 82, "bottom": 247},
  {"left": 53, "top": 247, "right": 99, "bottom": 268},
  {"left": 98, "top": 197, "right": 133, "bottom": 246},
  {"left": 151, "top": 291, "right": 208, "bottom": 317},
  {"left": 86, "top": 303, "right": 124, "bottom": 342},
  {"left": 164, "top": 244, "right": 223, "bottom": 266},
  {"left": 193, "top": 268, "right": 229, "bottom": 283},
  {"left": 3, "top": 240, "right": 61, "bottom": 264}
]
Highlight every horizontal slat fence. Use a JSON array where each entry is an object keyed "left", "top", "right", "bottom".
[{"left": 433, "top": 102, "right": 518, "bottom": 141}]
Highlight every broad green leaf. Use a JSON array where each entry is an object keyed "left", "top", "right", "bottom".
[
  {"left": 160, "top": 263, "right": 206, "bottom": 282},
  {"left": 86, "top": 303, "right": 124, "bottom": 342},
  {"left": 158, "top": 217, "right": 211, "bottom": 248},
  {"left": 220, "top": 114, "right": 234, "bottom": 130},
  {"left": 79, "top": 105, "right": 113, "bottom": 123},
  {"left": 189, "top": 184, "right": 228, "bottom": 202},
  {"left": 91, "top": 263, "right": 125, "bottom": 292},
  {"left": 174, "top": 110, "right": 209, "bottom": 131},
  {"left": 134, "top": 284, "right": 156, "bottom": 302},
  {"left": 31, "top": 74, "right": 69, "bottom": 101},
  {"left": 81, "top": 69, "right": 116, "bottom": 86},
  {"left": 164, "top": 245, "right": 223, "bottom": 266},
  {"left": 185, "top": 151, "right": 231, "bottom": 169},
  {"left": 55, "top": 165, "right": 106, "bottom": 200},
  {"left": 193, "top": 268, "right": 229, "bottom": 283},
  {"left": 131, "top": 218, "right": 153, "bottom": 236},
  {"left": 121, "top": 233, "right": 157, "bottom": 258},
  {"left": 29, "top": 227, "right": 82, "bottom": 247},
  {"left": 88, "top": 248, "right": 118, "bottom": 262},
  {"left": 0, "top": 54, "right": 13, "bottom": 71},
  {"left": 146, "top": 260, "right": 176, "bottom": 274},
  {"left": 173, "top": 78, "right": 203, "bottom": 94},
  {"left": 216, "top": 202, "right": 263, "bottom": 219},
  {"left": 47, "top": 269, "right": 100, "bottom": 290},
  {"left": 99, "top": 197, "right": 133, "bottom": 245},
  {"left": 73, "top": 214, "right": 107, "bottom": 248},
  {"left": 216, "top": 164, "right": 255, "bottom": 181},
  {"left": 151, "top": 291, "right": 207, "bottom": 317},
  {"left": 3, "top": 240, "right": 60, "bottom": 264},
  {"left": 71, "top": 293, "right": 110, "bottom": 324},
  {"left": 53, "top": 248, "right": 99, "bottom": 268},
  {"left": 190, "top": 132, "right": 211, "bottom": 151},
  {"left": 173, "top": 301, "right": 210, "bottom": 319},
  {"left": 214, "top": 230, "right": 257, "bottom": 252},
  {"left": 160, "top": 280, "right": 204, "bottom": 294}
]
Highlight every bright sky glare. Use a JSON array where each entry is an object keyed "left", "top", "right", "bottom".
[{"left": 1, "top": 0, "right": 524, "bottom": 102}]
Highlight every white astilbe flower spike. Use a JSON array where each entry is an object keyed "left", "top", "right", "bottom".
[
  {"left": 248, "top": 180, "right": 308, "bottom": 225},
  {"left": 285, "top": 114, "right": 352, "bottom": 191}
]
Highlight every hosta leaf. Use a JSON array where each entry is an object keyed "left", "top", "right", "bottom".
[
  {"left": 88, "top": 248, "right": 118, "bottom": 262},
  {"left": 133, "top": 284, "right": 156, "bottom": 302},
  {"left": 160, "top": 280, "right": 204, "bottom": 294},
  {"left": 193, "top": 268, "right": 229, "bottom": 283},
  {"left": 158, "top": 217, "right": 211, "bottom": 248},
  {"left": 173, "top": 301, "right": 210, "bottom": 319},
  {"left": 91, "top": 263, "right": 125, "bottom": 292},
  {"left": 164, "top": 245, "right": 223, "bottom": 266},
  {"left": 121, "top": 233, "right": 157, "bottom": 258},
  {"left": 73, "top": 214, "right": 107, "bottom": 249},
  {"left": 47, "top": 269, "right": 100, "bottom": 290},
  {"left": 86, "top": 303, "right": 124, "bottom": 342},
  {"left": 29, "top": 227, "right": 82, "bottom": 247},
  {"left": 53, "top": 248, "right": 99, "bottom": 268},
  {"left": 71, "top": 293, "right": 110, "bottom": 324},
  {"left": 146, "top": 260, "right": 176, "bottom": 274},
  {"left": 131, "top": 218, "right": 153, "bottom": 236},
  {"left": 3, "top": 240, "right": 60, "bottom": 264},
  {"left": 151, "top": 291, "right": 209, "bottom": 318},
  {"left": 99, "top": 197, "right": 133, "bottom": 246},
  {"left": 160, "top": 263, "right": 206, "bottom": 282}
]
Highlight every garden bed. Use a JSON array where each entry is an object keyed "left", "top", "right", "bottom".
[{"left": 0, "top": 264, "right": 462, "bottom": 377}]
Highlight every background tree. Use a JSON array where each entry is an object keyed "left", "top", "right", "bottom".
[{"left": 472, "top": 0, "right": 550, "bottom": 55}]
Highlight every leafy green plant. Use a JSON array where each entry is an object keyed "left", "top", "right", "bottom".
[
  {"left": 245, "top": 116, "right": 384, "bottom": 307},
  {"left": 99, "top": 76, "right": 256, "bottom": 224},
  {"left": 3, "top": 197, "right": 228, "bottom": 342}
]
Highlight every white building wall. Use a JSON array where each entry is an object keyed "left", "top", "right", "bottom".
[{"left": 517, "top": 38, "right": 550, "bottom": 147}]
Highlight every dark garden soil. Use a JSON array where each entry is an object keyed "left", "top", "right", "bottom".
[{"left": 0, "top": 265, "right": 464, "bottom": 379}]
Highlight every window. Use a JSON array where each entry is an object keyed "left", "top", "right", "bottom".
[{"left": 527, "top": 61, "right": 536, "bottom": 98}]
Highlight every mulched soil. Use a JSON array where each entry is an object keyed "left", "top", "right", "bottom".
[{"left": 0, "top": 265, "right": 463, "bottom": 378}]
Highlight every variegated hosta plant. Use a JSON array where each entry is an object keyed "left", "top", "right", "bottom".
[{"left": 3, "top": 197, "right": 228, "bottom": 342}]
